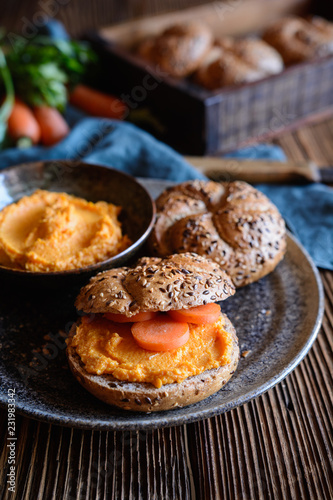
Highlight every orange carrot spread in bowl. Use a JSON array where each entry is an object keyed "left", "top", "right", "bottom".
[{"left": 0, "top": 190, "right": 131, "bottom": 272}]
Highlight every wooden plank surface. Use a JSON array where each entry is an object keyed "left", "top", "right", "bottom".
[{"left": 0, "top": 119, "right": 332, "bottom": 500}]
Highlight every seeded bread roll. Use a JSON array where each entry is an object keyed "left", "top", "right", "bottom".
[
  {"left": 149, "top": 181, "right": 286, "bottom": 287},
  {"left": 195, "top": 49, "right": 265, "bottom": 89},
  {"left": 226, "top": 38, "right": 284, "bottom": 75},
  {"left": 194, "top": 37, "right": 283, "bottom": 90},
  {"left": 262, "top": 16, "right": 333, "bottom": 66},
  {"left": 69, "top": 253, "right": 239, "bottom": 411},
  {"left": 67, "top": 313, "right": 239, "bottom": 412},
  {"left": 136, "top": 22, "right": 213, "bottom": 78},
  {"left": 76, "top": 252, "right": 235, "bottom": 316}
]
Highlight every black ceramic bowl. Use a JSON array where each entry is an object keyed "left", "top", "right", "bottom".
[{"left": 0, "top": 160, "right": 155, "bottom": 288}]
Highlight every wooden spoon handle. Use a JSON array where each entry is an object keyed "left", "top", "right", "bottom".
[{"left": 185, "top": 157, "right": 320, "bottom": 183}]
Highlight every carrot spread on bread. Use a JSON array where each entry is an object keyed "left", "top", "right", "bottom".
[
  {"left": 66, "top": 253, "right": 239, "bottom": 411},
  {"left": 0, "top": 190, "right": 131, "bottom": 272},
  {"left": 70, "top": 313, "right": 234, "bottom": 389}
]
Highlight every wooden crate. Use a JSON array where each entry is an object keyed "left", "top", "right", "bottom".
[{"left": 87, "top": 0, "right": 333, "bottom": 155}]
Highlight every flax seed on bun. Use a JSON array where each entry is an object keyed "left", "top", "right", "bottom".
[
  {"left": 75, "top": 253, "right": 236, "bottom": 316},
  {"left": 149, "top": 180, "right": 286, "bottom": 287},
  {"left": 67, "top": 253, "right": 239, "bottom": 412}
]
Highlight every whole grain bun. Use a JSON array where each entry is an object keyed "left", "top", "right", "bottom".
[
  {"left": 66, "top": 313, "right": 239, "bottom": 412},
  {"left": 149, "top": 181, "right": 286, "bottom": 287},
  {"left": 195, "top": 48, "right": 264, "bottom": 89},
  {"left": 227, "top": 38, "right": 283, "bottom": 75},
  {"left": 194, "top": 37, "right": 283, "bottom": 90},
  {"left": 262, "top": 16, "right": 333, "bottom": 66},
  {"left": 136, "top": 22, "right": 213, "bottom": 78},
  {"left": 76, "top": 252, "right": 235, "bottom": 316}
]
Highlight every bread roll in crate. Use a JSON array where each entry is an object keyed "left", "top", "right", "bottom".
[{"left": 88, "top": 0, "right": 333, "bottom": 154}]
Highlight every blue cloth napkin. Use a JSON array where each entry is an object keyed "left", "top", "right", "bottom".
[
  {"left": 255, "top": 183, "right": 333, "bottom": 270},
  {"left": 0, "top": 117, "right": 205, "bottom": 182},
  {"left": 0, "top": 118, "right": 332, "bottom": 270},
  {"left": 225, "top": 145, "right": 333, "bottom": 271}
]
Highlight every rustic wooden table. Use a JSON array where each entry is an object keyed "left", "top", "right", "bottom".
[{"left": 0, "top": 2, "right": 333, "bottom": 499}]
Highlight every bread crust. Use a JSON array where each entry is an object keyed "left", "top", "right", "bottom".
[
  {"left": 137, "top": 22, "right": 213, "bottom": 78},
  {"left": 194, "top": 37, "right": 283, "bottom": 90},
  {"left": 263, "top": 16, "right": 333, "bottom": 66},
  {"left": 75, "top": 252, "right": 235, "bottom": 316},
  {"left": 149, "top": 181, "right": 286, "bottom": 287},
  {"left": 66, "top": 313, "right": 239, "bottom": 412},
  {"left": 228, "top": 38, "right": 283, "bottom": 75}
]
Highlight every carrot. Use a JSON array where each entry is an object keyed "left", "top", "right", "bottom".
[
  {"left": 69, "top": 84, "right": 127, "bottom": 120},
  {"left": 167, "top": 303, "right": 221, "bottom": 325},
  {"left": 131, "top": 314, "right": 190, "bottom": 351},
  {"left": 104, "top": 311, "right": 158, "bottom": 323},
  {"left": 7, "top": 98, "right": 41, "bottom": 146},
  {"left": 33, "top": 106, "right": 70, "bottom": 146}
]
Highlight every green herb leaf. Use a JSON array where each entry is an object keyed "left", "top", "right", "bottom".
[
  {"left": 3, "top": 35, "right": 97, "bottom": 110},
  {"left": 0, "top": 47, "right": 14, "bottom": 147}
]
